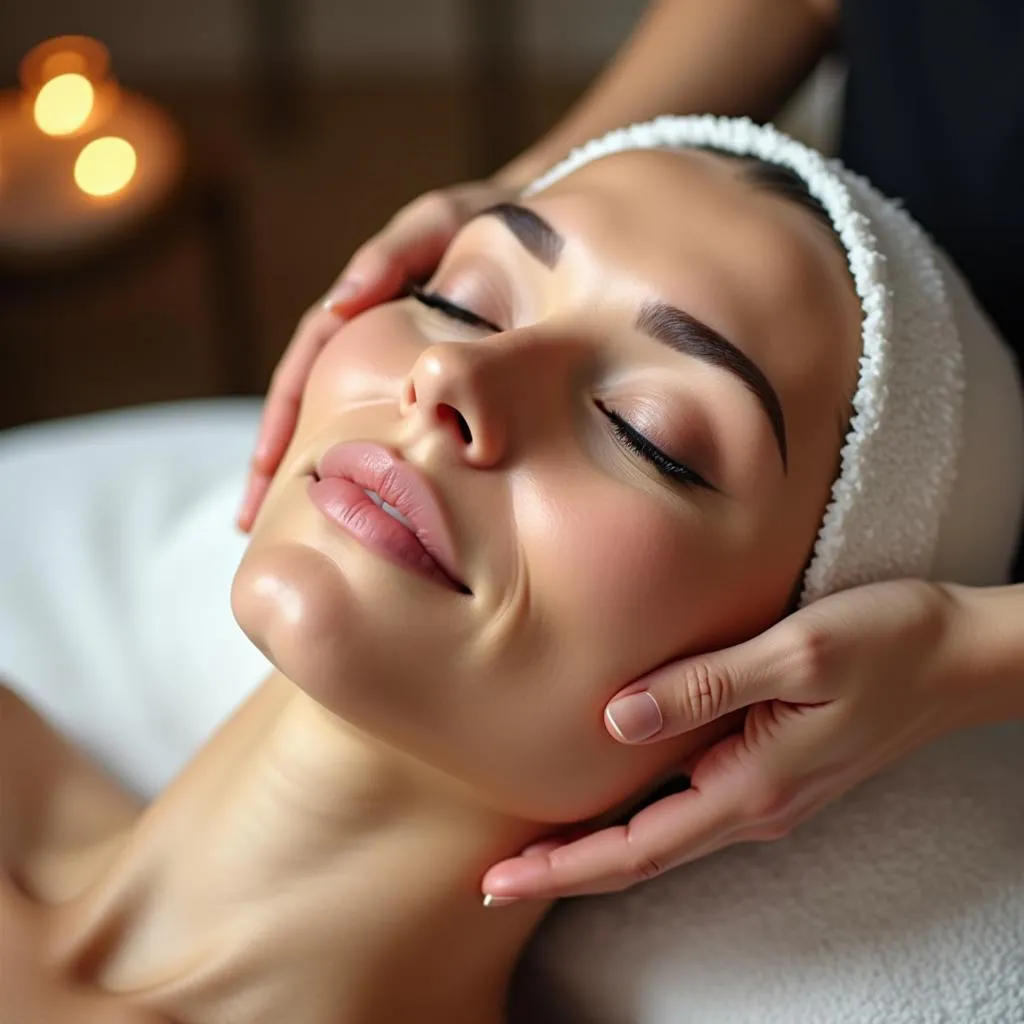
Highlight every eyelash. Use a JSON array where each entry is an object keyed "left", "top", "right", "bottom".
[
  {"left": 410, "top": 286, "right": 712, "bottom": 491},
  {"left": 601, "top": 407, "right": 712, "bottom": 490},
  {"left": 410, "top": 285, "right": 501, "bottom": 333}
]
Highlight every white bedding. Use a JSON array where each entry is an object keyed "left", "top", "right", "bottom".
[{"left": 2, "top": 401, "right": 1022, "bottom": 1023}]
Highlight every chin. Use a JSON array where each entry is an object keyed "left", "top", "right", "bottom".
[
  {"left": 231, "top": 540, "right": 368, "bottom": 696},
  {"left": 230, "top": 534, "right": 479, "bottom": 743}
]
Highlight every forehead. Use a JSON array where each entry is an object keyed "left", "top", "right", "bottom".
[
  {"left": 531, "top": 149, "right": 850, "bottom": 326},
  {"left": 529, "top": 148, "right": 862, "bottom": 435}
]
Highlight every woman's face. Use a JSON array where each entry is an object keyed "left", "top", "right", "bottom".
[{"left": 233, "top": 149, "right": 862, "bottom": 823}]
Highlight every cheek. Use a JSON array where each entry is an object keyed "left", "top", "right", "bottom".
[
  {"left": 487, "top": 477, "right": 789, "bottom": 822},
  {"left": 513, "top": 471, "right": 745, "bottom": 701},
  {"left": 300, "top": 308, "right": 418, "bottom": 419}
]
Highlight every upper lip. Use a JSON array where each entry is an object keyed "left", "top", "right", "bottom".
[{"left": 314, "top": 441, "right": 469, "bottom": 593}]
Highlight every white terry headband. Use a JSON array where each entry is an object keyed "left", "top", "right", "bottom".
[{"left": 524, "top": 115, "right": 1024, "bottom": 603}]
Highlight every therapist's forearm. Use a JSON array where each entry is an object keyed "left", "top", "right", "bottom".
[
  {"left": 495, "top": 0, "right": 838, "bottom": 189},
  {"left": 948, "top": 583, "right": 1024, "bottom": 724}
]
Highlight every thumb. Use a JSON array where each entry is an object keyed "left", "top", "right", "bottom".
[{"left": 605, "top": 627, "right": 789, "bottom": 743}]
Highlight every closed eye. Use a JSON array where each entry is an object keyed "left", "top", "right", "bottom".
[
  {"left": 599, "top": 404, "right": 714, "bottom": 491},
  {"left": 410, "top": 285, "right": 502, "bottom": 333},
  {"left": 411, "top": 284, "right": 713, "bottom": 491}
]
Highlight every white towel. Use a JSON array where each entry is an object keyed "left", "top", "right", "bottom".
[
  {"left": 511, "top": 719, "right": 1024, "bottom": 1024},
  {"left": 525, "top": 116, "right": 1024, "bottom": 604}
]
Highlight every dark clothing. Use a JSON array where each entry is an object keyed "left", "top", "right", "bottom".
[{"left": 838, "top": 0, "right": 1024, "bottom": 580}]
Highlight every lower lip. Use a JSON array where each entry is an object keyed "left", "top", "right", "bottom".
[{"left": 307, "top": 475, "right": 462, "bottom": 591}]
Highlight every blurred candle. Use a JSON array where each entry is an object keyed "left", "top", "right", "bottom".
[
  {"left": 20, "top": 36, "right": 114, "bottom": 138},
  {"left": 74, "top": 136, "right": 137, "bottom": 197},
  {"left": 33, "top": 72, "right": 95, "bottom": 136},
  {"left": 1, "top": 34, "right": 184, "bottom": 255}
]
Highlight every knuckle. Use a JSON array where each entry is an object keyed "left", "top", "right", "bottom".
[
  {"left": 623, "top": 823, "right": 665, "bottom": 883},
  {"left": 902, "top": 580, "right": 950, "bottom": 639},
  {"left": 409, "top": 189, "right": 464, "bottom": 230},
  {"left": 744, "top": 776, "right": 794, "bottom": 823},
  {"left": 741, "top": 702, "right": 777, "bottom": 747},
  {"left": 678, "top": 662, "right": 728, "bottom": 724},
  {"left": 627, "top": 853, "right": 664, "bottom": 883},
  {"left": 786, "top": 619, "right": 836, "bottom": 687}
]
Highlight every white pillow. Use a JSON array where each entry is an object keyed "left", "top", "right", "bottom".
[{"left": 0, "top": 400, "right": 266, "bottom": 795}]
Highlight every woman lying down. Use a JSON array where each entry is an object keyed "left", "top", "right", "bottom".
[{"left": 2, "top": 116, "right": 1022, "bottom": 1024}]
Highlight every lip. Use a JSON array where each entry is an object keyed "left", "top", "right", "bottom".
[{"left": 308, "top": 441, "right": 469, "bottom": 594}]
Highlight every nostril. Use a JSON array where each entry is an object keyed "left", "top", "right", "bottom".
[
  {"left": 438, "top": 404, "right": 473, "bottom": 444},
  {"left": 453, "top": 411, "right": 472, "bottom": 444}
]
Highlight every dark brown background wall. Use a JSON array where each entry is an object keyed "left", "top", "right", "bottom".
[{"left": 0, "top": 2, "right": 637, "bottom": 428}]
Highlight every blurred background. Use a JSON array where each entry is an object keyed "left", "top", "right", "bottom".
[
  {"left": 0, "top": 0, "right": 650, "bottom": 429},
  {"left": 0, "top": 1, "right": 838, "bottom": 431}
]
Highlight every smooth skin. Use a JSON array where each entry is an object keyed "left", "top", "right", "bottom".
[
  {"left": 237, "top": 0, "right": 1024, "bottom": 901},
  {"left": 2, "top": 150, "right": 866, "bottom": 1024}
]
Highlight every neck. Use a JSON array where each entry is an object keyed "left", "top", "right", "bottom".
[{"left": 56, "top": 673, "right": 550, "bottom": 1024}]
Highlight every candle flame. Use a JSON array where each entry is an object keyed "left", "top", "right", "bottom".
[
  {"left": 33, "top": 72, "right": 95, "bottom": 136},
  {"left": 74, "top": 136, "right": 137, "bottom": 197}
]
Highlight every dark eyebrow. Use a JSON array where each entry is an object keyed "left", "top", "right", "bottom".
[
  {"left": 472, "top": 208, "right": 786, "bottom": 468},
  {"left": 636, "top": 302, "right": 788, "bottom": 472},
  {"left": 479, "top": 202, "right": 565, "bottom": 268}
]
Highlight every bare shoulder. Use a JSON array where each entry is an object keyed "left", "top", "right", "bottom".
[{"left": 1, "top": 683, "right": 143, "bottom": 902}]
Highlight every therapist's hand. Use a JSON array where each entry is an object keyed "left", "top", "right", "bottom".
[
  {"left": 236, "top": 178, "right": 519, "bottom": 532},
  {"left": 482, "top": 579, "right": 986, "bottom": 901}
]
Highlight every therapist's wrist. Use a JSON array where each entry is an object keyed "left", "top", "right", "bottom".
[{"left": 941, "top": 582, "right": 1024, "bottom": 726}]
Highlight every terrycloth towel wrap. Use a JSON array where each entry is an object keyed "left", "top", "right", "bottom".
[{"left": 525, "top": 115, "right": 1024, "bottom": 603}]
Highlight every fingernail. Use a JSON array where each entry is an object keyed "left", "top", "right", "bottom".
[
  {"left": 605, "top": 691, "right": 663, "bottom": 743},
  {"left": 321, "top": 278, "right": 361, "bottom": 314},
  {"left": 482, "top": 893, "right": 519, "bottom": 908}
]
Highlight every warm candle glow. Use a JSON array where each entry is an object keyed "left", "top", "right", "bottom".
[
  {"left": 74, "top": 136, "right": 137, "bottom": 197},
  {"left": 33, "top": 72, "right": 96, "bottom": 136}
]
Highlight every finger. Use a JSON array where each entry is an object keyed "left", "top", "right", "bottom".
[
  {"left": 251, "top": 307, "right": 341, "bottom": 481},
  {"left": 517, "top": 822, "right": 593, "bottom": 860},
  {"left": 235, "top": 470, "right": 272, "bottom": 534},
  {"left": 236, "top": 308, "right": 340, "bottom": 530},
  {"left": 325, "top": 192, "right": 472, "bottom": 316},
  {"left": 482, "top": 743, "right": 752, "bottom": 900},
  {"left": 605, "top": 623, "right": 798, "bottom": 742},
  {"left": 518, "top": 838, "right": 571, "bottom": 860},
  {"left": 484, "top": 827, "right": 736, "bottom": 904},
  {"left": 243, "top": 185, "right": 501, "bottom": 530}
]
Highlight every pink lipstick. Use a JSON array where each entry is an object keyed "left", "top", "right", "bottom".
[{"left": 308, "top": 442, "right": 469, "bottom": 593}]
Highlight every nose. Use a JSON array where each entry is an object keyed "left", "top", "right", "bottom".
[{"left": 401, "top": 340, "right": 514, "bottom": 467}]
